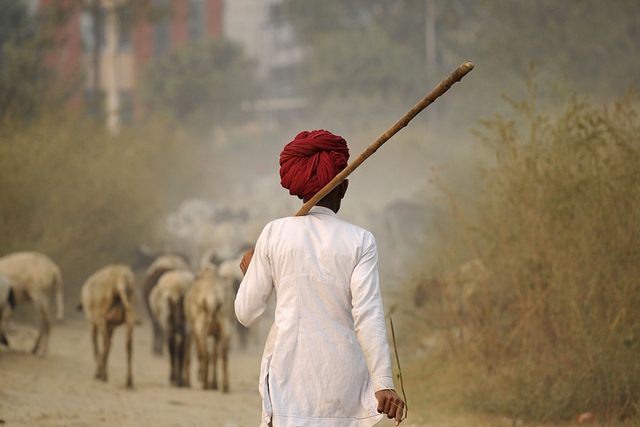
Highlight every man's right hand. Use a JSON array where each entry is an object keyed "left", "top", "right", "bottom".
[
  {"left": 375, "top": 389, "right": 405, "bottom": 425},
  {"left": 239, "top": 248, "right": 254, "bottom": 275}
]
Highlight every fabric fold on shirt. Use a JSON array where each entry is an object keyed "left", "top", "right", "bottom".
[{"left": 236, "top": 206, "right": 395, "bottom": 427}]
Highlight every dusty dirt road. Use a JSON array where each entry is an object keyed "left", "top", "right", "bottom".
[
  {"left": 0, "top": 315, "right": 419, "bottom": 427},
  {"left": 0, "top": 318, "right": 261, "bottom": 427},
  {"left": 0, "top": 314, "right": 266, "bottom": 427}
]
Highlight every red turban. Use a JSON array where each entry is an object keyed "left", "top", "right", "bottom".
[{"left": 279, "top": 129, "right": 350, "bottom": 200}]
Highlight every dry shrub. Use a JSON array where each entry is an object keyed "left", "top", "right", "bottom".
[
  {"left": 0, "top": 112, "right": 209, "bottom": 297},
  {"left": 414, "top": 84, "right": 640, "bottom": 422},
  {"left": 430, "top": 83, "right": 640, "bottom": 423}
]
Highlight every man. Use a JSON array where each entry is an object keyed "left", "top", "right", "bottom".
[{"left": 236, "top": 129, "right": 405, "bottom": 427}]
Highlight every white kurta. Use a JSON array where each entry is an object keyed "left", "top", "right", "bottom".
[{"left": 235, "top": 206, "right": 395, "bottom": 427}]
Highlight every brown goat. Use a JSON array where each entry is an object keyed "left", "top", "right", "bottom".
[
  {"left": 148, "top": 269, "right": 195, "bottom": 387},
  {"left": 141, "top": 254, "right": 191, "bottom": 356},
  {"left": 80, "top": 264, "right": 137, "bottom": 388},
  {"left": 184, "top": 263, "right": 232, "bottom": 392},
  {"left": 0, "top": 251, "right": 64, "bottom": 355}
]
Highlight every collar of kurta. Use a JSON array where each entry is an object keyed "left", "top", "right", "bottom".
[{"left": 307, "top": 205, "right": 337, "bottom": 217}]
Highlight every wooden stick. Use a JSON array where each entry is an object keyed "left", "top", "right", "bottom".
[
  {"left": 389, "top": 316, "right": 408, "bottom": 422},
  {"left": 296, "top": 61, "right": 474, "bottom": 216}
]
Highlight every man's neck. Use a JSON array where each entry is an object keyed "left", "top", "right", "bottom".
[{"left": 302, "top": 181, "right": 346, "bottom": 214}]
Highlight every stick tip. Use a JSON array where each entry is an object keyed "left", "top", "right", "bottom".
[{"left": 462, "top": 61, "right": 474, "bottom": 70}]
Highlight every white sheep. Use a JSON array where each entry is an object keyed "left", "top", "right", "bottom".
[
  {"left": 218, "top": 255, "right": 259, "bottom": 350},
  {"left": 148, "top": 269, "right": 195, "bottom": 387},
  {"left": 0, "top": 251, "right": 64, "bottom": 355},
  {"left": 80, "top": 264, "right": 137, "bottom": 388},
  {"left": 184, "top": 262, "right": 233, "bottom": 392}
]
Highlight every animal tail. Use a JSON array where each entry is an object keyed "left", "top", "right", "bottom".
[
  {"left": 142, "top": 267, "right": 172, "bottom": 315},
  {"left": 117, "top": 277, "right": 140, "bottom": 326},
  {"left": 54, "top": 268, "right": 64, "bottom": 321}
]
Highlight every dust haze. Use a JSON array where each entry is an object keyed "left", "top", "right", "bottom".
[{"left": 1, "top": 1, "right": 639, "bottom": 425}]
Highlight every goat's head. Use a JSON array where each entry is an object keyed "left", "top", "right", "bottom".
[{"left": 197, "top": 263, "right": 218, "bottom": 279}]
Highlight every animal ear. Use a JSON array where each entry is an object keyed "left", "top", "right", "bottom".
[
  {"left": 199, "top": 248, "right": 223, "bottom": 268},
  {"left": 8, "top": 287, "right": 16, "bottom": 309}
]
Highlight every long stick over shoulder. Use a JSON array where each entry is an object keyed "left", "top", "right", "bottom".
[{"left": 296, "top": 61, "right": 474, "bottom": 217}]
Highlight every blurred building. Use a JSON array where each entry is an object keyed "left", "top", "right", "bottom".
[
  {"left": 37, "top": 0, "right": 303, "bottom": 128},
  {"left": 37, "top": 0, "right": 223, "bottom": 125},
  {"left": 224, "top": 0, "right": 305, "bottom": 128}
]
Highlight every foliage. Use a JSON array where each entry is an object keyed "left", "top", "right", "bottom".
[
  {"left": 140, "top": 38, "right": 259, "bottom": 133},
  {"left": 0, "top": 0, "right": 57, "bottom": 124},
  {"left": 417, "top": 83, "right": 640, "bottom": 422},
  {"left": 282, "top": 0, "right": 428, "bottom": 45},
  {"left": 296, "top": 25, "right": 426, "bottom": 127},
  {"left": 282, "top": 0, "right": 431, "bottom": 124},
  {"left": 0, "top": 112, "right": 210, "bottom": 296},
  {"left": 459, "top": 0, "right": 640, "bottom": 100},
  {"left": 282, "top": 0, "right": 640, "bottom": 129}
]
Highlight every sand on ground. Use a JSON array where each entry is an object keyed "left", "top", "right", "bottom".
[
  {"left": 0, "top": 314, "right": 266, "bottom": 427},
  {"left": 0, "top": 314, "right": 420, "bottom": 427}
]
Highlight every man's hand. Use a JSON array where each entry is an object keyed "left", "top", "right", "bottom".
[
  {"left": 239, "top": 248, "right": 254, "bottom": 275},
  {"left": 375, "top": 389, "right": 405, "bottom": 425}
]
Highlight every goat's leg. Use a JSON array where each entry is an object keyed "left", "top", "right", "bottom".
[
  {"left": 114, "top": 284, "right": 134, "bottom": 388},
  {"left": 31, "top": 296, "right": 51, "bottom": 356},
  {"left": 181, "top": 330, "right": 191, "bottom": 388},
  {"left": 176, "top": 334, "right": 186, "bottom": 387},
  {"left": 221, "top": 333, "right": 230, "bottom": 393},
  {"left": 193, "top": 331, "right": 208, "bottom": 389},
  {"left": 152, "top": 319, "right": 164, "bottom": 356},
  {"left": 211, "top": 335, "right": 219, "bottom": 390},
  {"left": 168, "top": 329, "right": 178, "bottom": 386},
  {"left": 97, "top": 321, "right": 111, "bottom": 382},
  {"left": 125, "top": 323, "right": 133, "bottom": 389},
  {"left": 91, "top": 323, "right": 104, "bottom": 381},
  {"left": 237, "top": 322, "right": 249, "bottom": 350},
  {"left": 93, "top": 322, "right": 106, "bottom": 380},
  {"left": 90, "top": 323, "right": 100, "bottom": 367}
]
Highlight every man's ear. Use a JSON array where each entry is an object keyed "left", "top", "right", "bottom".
[{"left": 339, "top": 179, "right": 349, "bottom": 199}]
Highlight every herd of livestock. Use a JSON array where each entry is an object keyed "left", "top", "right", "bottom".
[{"left": 0, "top": 249, "right": 247, "bottom": 392}]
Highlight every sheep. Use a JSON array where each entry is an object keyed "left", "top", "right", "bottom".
[
  {"left": 80, "top": 264, "right": 137, "bottom": 388},
  {"left": 0, "top": 276, "right": 16, "bottom": 347},
  {"left": 184, "top": 262, "right": 233, "bottom": 392},
  {"left": 148, "top": 269, "right": 195, "bottom": 387},
  {"left": 0, "top": 251, "right": 64, "bottom": 355},
  {"left": 141, "top": 254, "right": 191, "bottom": 355},
  {"left": 218, "top": 255, "right": 257, "bottom": 350}
]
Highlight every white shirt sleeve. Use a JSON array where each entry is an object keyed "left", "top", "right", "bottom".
[
  {"left": 350, "top": 235, "right": 395, "bottom": 392},
  {"left": 235, "top": 224, "right": 274, "bottom": 327}
]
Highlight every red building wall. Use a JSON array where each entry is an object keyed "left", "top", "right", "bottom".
[
  {"left": 171, "top": 0, "right": 190, "bottom": 47},
  {"left": 40, "top": 0, "right": 83, "bottom": 107},
  {"left": 132, "top": 13, "right": 155, "bottom": 119},
  {"left": 206, "top": 0, "right": 224, "bottom": 38},
  {"left": 39, "top": 0, "right": 226, "bottom": 121}
]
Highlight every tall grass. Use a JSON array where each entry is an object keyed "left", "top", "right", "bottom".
[
  {"left": 417, "top": 83, "right": 640, "bottom": 423},
  {"left": 0, "top": 112, "right": 210, "bottom": 294}
]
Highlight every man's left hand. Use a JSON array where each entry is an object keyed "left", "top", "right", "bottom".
[{"left": 239, "top": 248, "right": 254, "bottom": 275}]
